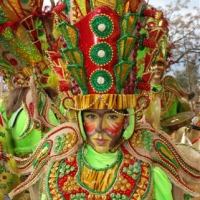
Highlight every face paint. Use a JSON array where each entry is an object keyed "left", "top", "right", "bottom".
[
  {"left": 103, "top": 113, "right": 125, "bottom": 136},
  {"left": 151, "top": 62, "right": 165, "bottom": 80},
  {"left": 83, "top": 110, "right": 127, "bottom": 153},
  {"left": 83, "top": 112, "right": 99, "bottom": 135}
]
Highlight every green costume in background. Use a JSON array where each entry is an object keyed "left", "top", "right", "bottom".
[
  {"left": 0, "top": 88, "right": 59, "bottom": 199},
  {"left": 151, "top": 76, "right": 192, "bottom": 120},
  {"left": 0, "top": 96, "right": 20, "bottom": 200},
  {"left": 146, "top": 76, "right": 193, "bottom": 133}
]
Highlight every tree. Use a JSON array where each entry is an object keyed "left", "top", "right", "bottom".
[
  {"left": 174, "top": 60, "right": 200, "bottom": 101},
  {"left": 154, "top": 0, "right": 200, "bottom": 98}
]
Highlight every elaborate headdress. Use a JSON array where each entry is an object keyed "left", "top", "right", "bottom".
[
  {"left": 0, "top": 0, "right": 169, "bottom": 116},
  {"left": 147, "top": 16, "right": 170, "bottom": 70},
  {"left": 56, "top": 0, "right": 169, "bottom": 114}
]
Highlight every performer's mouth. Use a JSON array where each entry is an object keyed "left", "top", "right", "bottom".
[
  {"left": 95, "top": 139, "right": 108, "bottom": 145},
  {"left": 154, "top": 69, "right": 163, "bottom": 75}
]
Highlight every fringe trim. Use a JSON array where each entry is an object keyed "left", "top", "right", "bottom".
[{"left": 74, "top": 94, "right": 137, "bottom": 110}]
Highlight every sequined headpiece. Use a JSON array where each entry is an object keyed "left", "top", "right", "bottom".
[
  {"left": 58, "top": 0, "right": 169, "bottom": 111},
  {"left": 0, "top": 0, "right": 64, "bottom": 89}
]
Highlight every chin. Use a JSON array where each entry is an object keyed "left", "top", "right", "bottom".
[{"left": 94, "top": 146, "right": 109, "bottom": 153}]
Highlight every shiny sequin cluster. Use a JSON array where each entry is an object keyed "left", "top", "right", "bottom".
[
  {"left": 0, "top": 8, "right": 7, "bottom": 24},
  {"left": 58, "top": 162, "right": 75, "bottom": 178},
  {"left": 54, "top": 132, "right": 77, "bottom": 154},
  {"left": 122, "top": 161, "right": 140, "bottom": 180},
  {"left": 89, "top": 42, "right": 113, "bottom": 66},
  {"left": 90, "top": 69, "right": 113, "bottom": 93},
  {"left": 90, "top": 15, "right": 114, "bottom": 39},
  {"left": 0, "top": 28, "right": 42, "bottom": 67},
  {"left": 130, "top": 129, "right": 153, "bottom": 151}
]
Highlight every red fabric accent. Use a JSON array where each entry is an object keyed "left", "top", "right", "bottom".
[
  {"left": 54, "top": 67, "right": 64, "bottom": 78},
  {"left": 41, "top": 76, "right": 48, "bottom": 84},
  {"left": 49, "top": 52, "right": 62, "bottom": 60},
  {"left": 29, "top": 102, "right": 34, "bottom": 117},
  {"left": 149, "top": 29, "right": 165, "bottom": 42},
  {"left": 74, "top": 7, "right": 121, "bottom": 94},
  {"left": 29, "top": 29, "right": 38, "bottom": 41},
  {"left": 53, "top": 2, "right": 67, "bottom": 13},
  {"left": 143, "top": 38, "right": 157, "bottom": 49},
  {"left": 137, "top": 82, "right": 151, "bottom": 91},
  {"left": 59, "top": 81, "right": 70, "bottom": 91},
  {"left": 0, "top": 115, "right": 4, "bottom": 127},
  {"left": 142, "top": 72, "right": 151, "bottom": 83},
  {"left": 21, "top": 16, "right": 34, "bottom": 30},
  {"left": 142, "top": 9, "right": 156, "bottom": 17},
  {"left": 192, "top": 137, "right": 200, "bottom": 144}
]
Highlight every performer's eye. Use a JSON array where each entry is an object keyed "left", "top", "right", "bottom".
[
  {"left": 107, "top": 114, "right": 118, "bottom": 120},
  {"left": 85, "top": 113, "right": 97, "bottom": 119}
]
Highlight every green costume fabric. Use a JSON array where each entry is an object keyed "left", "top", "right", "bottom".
[
  {"left": 84, "top": 144, "right": 119, "bottom": 168},
  {"left": 8, "top": 107, "right": 58, "bottom": 156},
  {"left": 151, "top": 83, "right": 191, "bottom": 132},
  {"left": 153, "top": 167, "right": 173, "bottom": 200},
  {"left": 151, "top": 83, "right": 190, "bottom": 119},
  {"left": 0, "top": 98, "right": 21, "bottom": 198},
  {"left": 151, "top": 84, "right": 162, "bottom": 94},
  {"left": 152, "top": 83, "right": 178, "bottom": 119}
]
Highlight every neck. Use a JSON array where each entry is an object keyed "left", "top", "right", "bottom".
[
  {"left": 151, "top": 78, "right": 162, "bottom": 85},
  {"left": 83, "top": 144, "right": 120, "bottom": 168}
]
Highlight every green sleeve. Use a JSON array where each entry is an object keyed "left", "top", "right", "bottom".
[
  {"left": 9, "top": 109, "right": 43, "bottom": 155},
  {"left": 48, "top": 109, "right": 59, "bottom": 126},
  {"left": 41, "top": 193, "right": 47, "bottom": 200},
  {"left": 177, "top": 98, "right": 192, "bottom": 113},
  {"left": 153, "top": 167, "right": 173, "bottom": 200}
]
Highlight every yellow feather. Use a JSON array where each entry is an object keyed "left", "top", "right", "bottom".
[
  {"left": 47, "top": 73, "right": 60, "bottom": 89},
  {"left": 53, "top": 25, "right": 61, "bottom": 40},
  {"left": 145, "top": 97, "right": 161, "bottom": 131}
]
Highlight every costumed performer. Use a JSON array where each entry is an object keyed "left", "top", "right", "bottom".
[{"left": 6, "top": 0, "right": 200, "bottom": 200}]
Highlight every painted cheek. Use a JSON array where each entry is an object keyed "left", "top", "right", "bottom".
[
  {"left": 84, "top": 121, "right": 96, "bottom": 135},
  {"left": 106, "top": 120, "right": 124, "bottom": 135}
]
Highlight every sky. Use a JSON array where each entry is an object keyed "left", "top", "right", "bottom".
[
  {"left": 149, "top": 0, "right": 198, "bottom": 13},
  {"left": 44, "top": 0, "right": 198, "bottom": 10}
]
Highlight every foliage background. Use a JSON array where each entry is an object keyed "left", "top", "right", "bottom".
[{"left": 149, "top": 0, "right": 200, "bottom": 102}]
